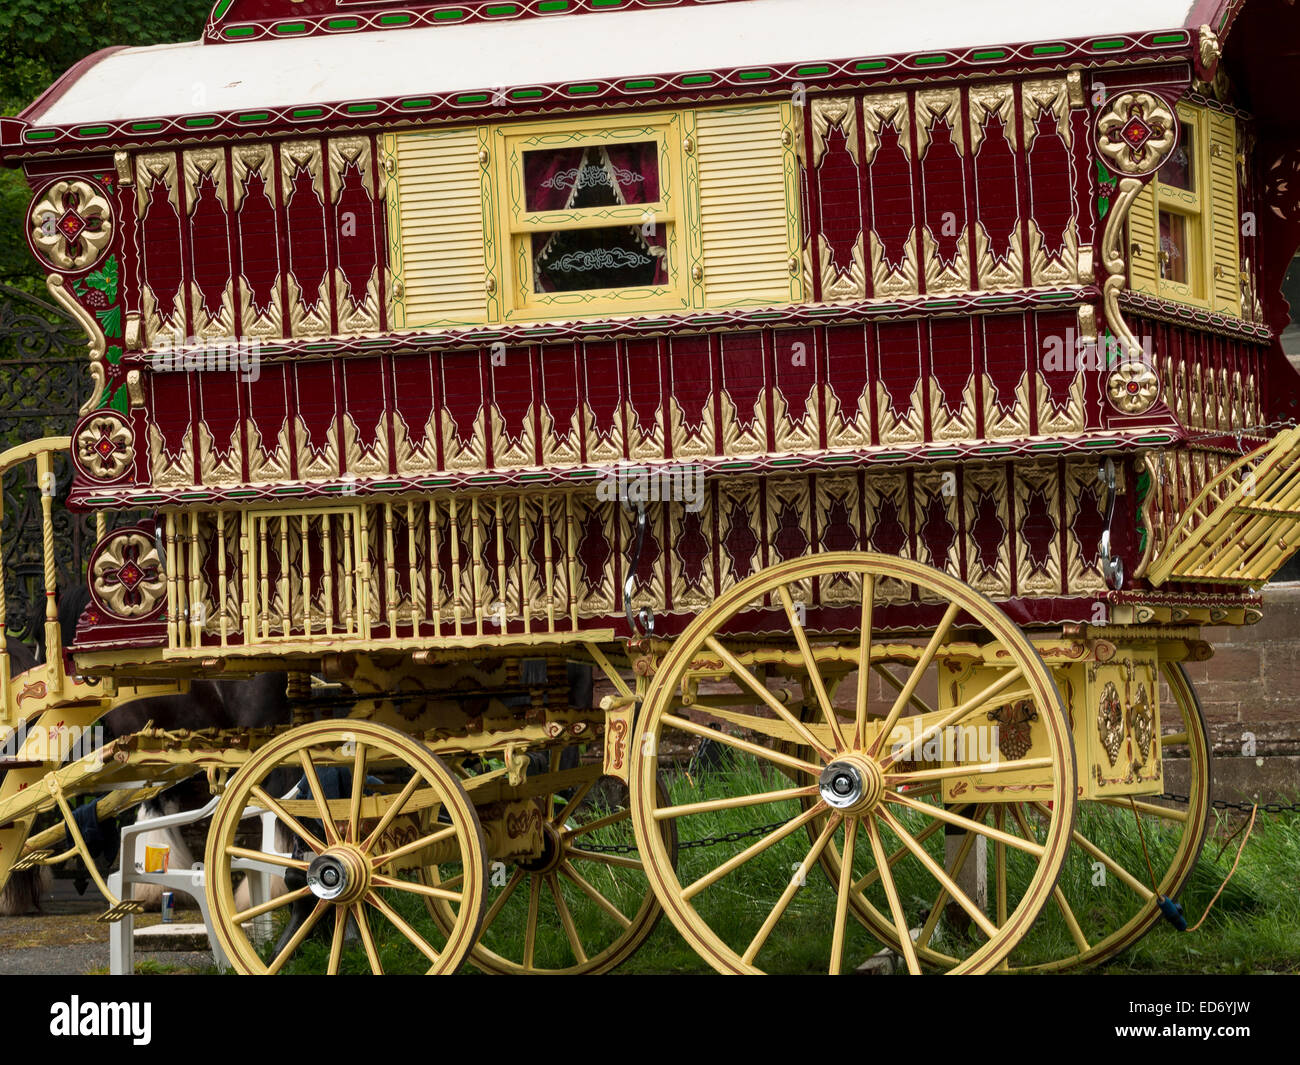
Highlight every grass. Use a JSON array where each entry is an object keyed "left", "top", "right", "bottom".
[{"left": 247, "top": 756, "right": 1299, "bottom": 974}]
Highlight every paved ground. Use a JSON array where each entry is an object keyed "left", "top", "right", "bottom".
[{"left": 0, "top": 878, "right": 214, "bottom": 975}]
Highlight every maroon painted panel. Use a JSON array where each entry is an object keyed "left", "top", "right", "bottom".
[
  {"left": 920, "top": 115, "right": 967, "bottom": 269},
  {"left": 666, "top": 334, "right": 713, "bottom": 445},
  {"left": 196, "top": 369, "right": 243, "bottom": 482},
  {"left": 1025, "top": 112, "right": 1074, "bottom": 259},
  {"left": 823, "top": 324, "right": 870, "bottom": 437},
  {"left": 332, "top": 155, "right": 380, "bottom": 312},
  {"left": 624, "top": 338, "right": 664, "bottom": 452},
  {"left": 867, "top": 117, "right": 916, "bottom": 275},
  {"left": 970, "top": 106, "right": 1020, "bottom": 266},
  {"left": 440, "top": 350, "right": 486, "bottom": 463},
  {"left": 391, "top": 350, "right": 438, "bottom": 463},
  {"left": 138, "top": 174, "right": 185, "bottom": 336},
  {"left": 490, "top": 346, "right": 536, "bottom": 459},
  {"left": 875, "top": 321, "right": 923, "bottom": 427},
  {"left": 147, "top": 372, "right": 193, "bottom": 479},
  {"left": 1035, "top": 309, "right": 1080, "bottom": 413},
  {"left": 815, "top": 117, "right": 865, "bottom": 277},
  {"left": 293, "top": 359, "right": 340, "bottom": 477},
  {"left": 187, "top": 171, "right": 233, "bottom": 330},
  {"left": 773, "top": 327, "right": 817, "bottom": 429},
  {"left": 983, "top": 314, "right": 1029, "bottom": 416},
  {"left": 718, "top": 330, "right": 766, "bottom": 440},
  {"left": 244, "top": 362, "right": 292, "bottom": 480},
  {"left": 283, "top": 155, "right": 330, "bottom": 318},
  {"left": 340, "top": 355, "right": 390, "bottom": 474},
  {"left": 928, "top": 317, "right": 974, "bottom": 418},
  {"left": 538, "top": 343, "right": 581, "bottom": 458},
  {"left": 236, "top": 164, "right": 281, "bottom": 319},
  {"left": 581, "top": 341, "right": 624, "bottom": 460}
]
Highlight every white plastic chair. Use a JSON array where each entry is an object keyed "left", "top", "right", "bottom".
[{"left": 108, "top": 796, "right": 290, "bottom": 974}]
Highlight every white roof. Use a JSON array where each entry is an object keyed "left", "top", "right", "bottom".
[{"left": 31, "top": 0, "right": 1197, "bottom": 127}]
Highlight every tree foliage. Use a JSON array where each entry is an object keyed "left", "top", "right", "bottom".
[{"left": 0, "top": 0, "right": 212, "bottom": 287}]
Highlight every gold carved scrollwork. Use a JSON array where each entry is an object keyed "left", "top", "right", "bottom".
[
  {"left": 46, "top": 274, "right": 106, "bottom": 416},
  {"left": 29, "top": 180, "right": 113, "bottom": 270},
  {"left": 1095, "top": 92, "right": 1177, "bottom": 177},
  {"left": 75, "top": 412, "right": 134, "bottom": 482},
  {"left": 91, "top": 531, "right": 166, "bottom": 620}
]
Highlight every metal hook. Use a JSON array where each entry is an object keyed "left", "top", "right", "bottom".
[
  {"left": 624, "top": 501, "right": 655, "bottom": 637},
  {"left": 1096, "top": 459, "right": 1124, "bottom": 590}
]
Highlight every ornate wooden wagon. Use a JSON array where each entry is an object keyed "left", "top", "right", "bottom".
[{"left": 0, "top": 0, "right": 1297, "bottom": 974}]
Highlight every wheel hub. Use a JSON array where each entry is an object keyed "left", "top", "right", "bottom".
[
  {"left": 517, "top": 821, "right": 565, "bottom": 875},
  {"left": 819, "top": 755, "right": 885, "bottom": 813},
  {"left": 306, "top": 846, "right": 370, "bottom": 904}
]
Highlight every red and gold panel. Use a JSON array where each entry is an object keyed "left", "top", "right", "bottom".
[
  {"left": 968, "top": 83, "right": 1023, "bottom": 290},
  {"left": 195, "top": 368, "right": 243, "bottom": 485},
  {"left": 292, "top": 359, "right": 340, "bottom": 480},
  {"left": 280, "top": 139, "right": 332, "bottom": 337},
  {"left": 765, "top": 475, "right": 814, "bottom": 604},
  {"left": 624, "top": 338, "right": 665, "bottom": 463},
  {"left": 328, "top": 135, "right": 383, "bottom": 335},
  {"left": 715, "top": 476, "right": 764, "bottom": 595},
  {"left": 668, "top": 494, "right": 715, "bottom": 614},
  {"left": 962, "top": 463, "right": 1012, "bottom": 597},
  {"left": 981, "top": 313, "right": 1032, "bottom": 439},
  {"left": 718, "top": 330, "right": 767, "bottom": 457},
  {"left": 912, "top": 467, "right": 962, "bottom": 595},
  {"left": 916, "top": 88, "right": 971, "bottom": 293},
  {"left": 572, "top": 493, "right": 617, "bottom": 619},
  {"left": 147, "top": 372, "right": 194, "bottom": 488},
  {"left": 537, "top": 343, "right": 583, "bottom": 467},
  {"left": 440, "top": 349, "right": 488, "bottom": 471},
  {"left": 134, "top": 151, "right": 186, "bottom": 344},
  {"left": 823, "top": 323, "right": 871, "bottom": 449},
  {"left": 1014, "top": 463, "right": 1061, "bottom": 596},
  {"left": 862, "top": 470, "right": 911, "bottom": 602},
  {"left": 666, "top": 334, "right": 715, "bottom": 459},
  {"left": 340, "top": 355, "right": 390, "bottom": 478},
  {"left": 391, "top": 350, "right": 438, "bottom": 474},
  {"left": 1064, "top": 459, "right": 1107, "bottom": 593},
  {"left": 808, "top": 96, "right": 867, "bottom": 301},
  {"left": 874, "top": 321, "right": 924, "bottom": 444},
  {"left": 581, "top": 341, "right": 624, "bottom": 465},
  {"left": 927, "top": 318, "right": 978, "bottom": 441},
  {"left": 244, "top": 362, "right": 293, "bottom": 483},
  {"left": 863, "top": 93, "right": 918, "bottom": 297},
  {"left": 232, "top": 143, "right": 284, "bottom": 340},
  {"left": 772, "top": 327, "right": 819, "bottom": 452},
  {"left": 488, "top": 345, "right": 538, "bottom": 470},
  {"left": 183, "top": 147, "right": 236, "bottom": 341},
  {"left": 1034, "top": 309, "right": 1086, "bottom": 435},
  {"left": 1021, "top": 79, "right": 1079, "bottom": 287},
  {"left": 813, "top": 472, "right": 862, "bottom": 606}
]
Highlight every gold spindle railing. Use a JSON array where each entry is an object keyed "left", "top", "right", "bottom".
[
  {"left": 357, "top": 504, "right": 371, "bottom": 640},
  {"left": 406, "top": 501, "right": 418, "bottom": 636},
  {"left": 217, "top": 512, "right": 229, "bottom": 647},
  {"left": 188, "top": 510, "right": 201, "bottom": 648},
  {"left": 240, "top": 510, "right": 253, "bottom": 639},
  {"left": 495, "top": 494, "right": 506, "bottom": 635},
  {"left": 278, "top": 515, "right": 290, "bottom": 637},
  {"left": 301, "top": 513, "right": 311, "bottom": 640},
  {"left": 258, "top": 516, "right": 271, "bottom": 640},
  {"left": 450, "top": 496, "right": 463, "bottom": 637},
  {"left": 342, "top": 511, "right": 355, "bottom": 636},
  {"left": 470, "top": 495, "right": 483, "bottom": 635},
  {"left": 323, "top": 513, "right": 335, "bottom": 635},
  {"left": 544, "top": 497, "right": 556, "bottom": 633},
  {"left": 429, "top": 499, "right": 442, "bottom": 635},
  {"left": 384, "top": 501, "right": 398, "bottom": 634},
  {"left": 36, "top": 449, "right": 63, "bottom": 694},
  {"left": 565, "top": 491, "right": 578, "bottom": 629},
  {"left": 519, "top": 497, "right": 531, "bottom": 632},
  {"left": 165, "top": 512, "right": 180, "bottom": 651}
]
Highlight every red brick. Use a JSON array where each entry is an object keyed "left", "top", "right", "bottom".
[{"left": 1201, "top": 647, "right": 1261, "bottom": 683}]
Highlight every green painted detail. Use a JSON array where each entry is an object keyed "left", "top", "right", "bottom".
[
  {"left": 85, "top": 498, "right": 116, "bottom": 506},
  {"left": 1041, "top": 292, "right": 1075, "bottom": 300},
  {"left": 687, "top": 317, "right": 726, "bottom": 325},
  {"left": 185, "top": 117, "right": 217, "bottom": 128},
  {"left": 77, "top": 125, "right": 109, "bottom": 137},
  {"left": 824, "top": 455, "right": 857, "bottom": 463},
  {"left": 401, "top": 98, "right": 434, "bottom": 109},
  {"left": 1096, "top": 159, "right": 1115, "bottom": 185},
  {"left": 1137, "top": 435, "right": 1173, "bottom": 445},
  {"left": 624, "top": 79, "right": 657, "bottom": 90},
  {"left": 928, "top": 301, "right": 961, "bottom": 309},
  {"left": 855, "top": 60, "right": 887, "bottom": 71},
  {"left": 131, "top": 495, "right": 166, "bottom": 503},
  {"left": 739, "top": 70, "right": 774, "bottom": 81},
  {"left": 433, "top": 9, "right": 467, "bottom": 20},
  {"left": 1031, "top": 44, "right": 1067, "bottom": 56},
  {"left": 326, "top": 18, "right": 360, "bottom": 30},
  {"left": 1099, "top": 196, "right": 1111, "bottom": 219},
  {"left": 272, "top": 487, "right": 309, "bottom": 495},
  {"left": 346, "top": 103, "right": 379, "bottom": 114},
  {"left": 566, "top": 84, "right": 600, "bottom": 95},
  {"left": 131, "top": 122, "right": 163, "bottom": 132},
  {"left": 972, "top": 50, "right": 1006, "bottom": 60},
  {"left": 1089, "top": 38, "right": 1125, "bottom": 51},
  {"left": 227, "top": 491, "right": 259, "bottom": 498},
  {"left": 592, "top": 0, "right": 626, "bottom": 7},
  {"left": 486, "top": 4, "right": 519, "bottom": 14},
  {"left": 222, "top": 26, "right": 256, "bottom": 39},
  {"left": 1029, "top": 442, "right": 1066, "bottom": 451},
  {"left": 24, "top": 130, "right": 56, "bottom": 141},
  {"left": 372, "top": 481, "right": 402, "bottom": 490},
  {"left": 469, "top": 476, "right": 501, "bottom": 484},
  {"left": 869, "top": 304, "right": 901, "bottom": 312},
  {"left": 105, "top": 345, "right": 123, "bottom": 367},
  {"left": 913, "top": 54, "right": 948, "bottom": 66},
  {"left": 720, "top": 463, "right": 754, "bottom": 471},
  {"left": 876, "top": 453, "right": 906, "bottom": 461},
  {"left": 177, "top": 493, "right": 210, "bottom": 501},
  {"left": 748, "top": 313, "right": 784, "bottom": 320},
  {"left": 978, "top": 447, "right": 1014, "bottom": 455},
  {"left": 237, "top": 112, "right": 270, "bottom": 123},
  {"left": 977, "top": 297, "right": 1015, "bottom": 305},
  {"left": 797, "top": 65, "right": 831, "bottom": 76},
  {"left": 771, "top": 459, "right": 804, "bottom": 467},
  {"left": 292, "top": 107, "right": 324, "bottom": 119},
  {"left": 273, "top": 21, "right": 307, "bottom": 34},
  {"left": 1152, "top": 33, "right": 1188, "bottom": 45},
  {"left": 457, "top": 94, "right": 490, "bottom": 105},
  {"left": 1081, "top": 439, "right": 1115, "bottom": 447},
  {"left": 569, "top": 470, "right": 603, "bottom": 479},
  {"left": 211, "top": 0, "right": 235, "bottom": 20},
  {"left": 379, "top": 14, "right": 411, "bottom": 25},
  {"left": 510, "top": 89, "right": 544, "bottom": 99},
  {"left": 925, "top": 450, "right": 960, "bottom": 458},
  {"left": 538, "top": 0, "right": 570, "bottom": 10},
  {"left": 519, "top": 473, "right": 551, "bottom": 482},
  {"left": 419, "top": 479, "right": 457, "bottom": 488},
  {"left": 681, "top": 74, "right": 714, "bottom": 85}
]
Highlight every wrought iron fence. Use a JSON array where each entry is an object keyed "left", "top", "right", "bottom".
[{"left": 0, "top": 284, "right": 97, "bottom": 644}]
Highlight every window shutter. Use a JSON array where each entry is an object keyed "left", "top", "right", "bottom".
[
  {"left": 1207, "top": 110, "right": 1241, "bottom": 317},
  {"left": 390, "top": 127, "right": 489, "bottom": 328},
  {"left": 1126, "top": 182, "right": 1160, "bottom": 296},
  {"left": 696, "top": 103, "right": 802, "bottom": 308}
]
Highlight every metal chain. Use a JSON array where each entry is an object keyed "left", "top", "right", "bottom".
[
  {"left": 1159, "top": 791, "right": 1300, "bottom": 815},
  {"left": 573, "top": 816, "right": 796, "bottom": 854}
]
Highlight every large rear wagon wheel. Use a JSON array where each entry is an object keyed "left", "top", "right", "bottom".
[
  {"left": 630, "top": 552, "right": 1076, "bottom": 975},
  {"left": 205, "top": 720, "right": 487, "bottom": 975}
]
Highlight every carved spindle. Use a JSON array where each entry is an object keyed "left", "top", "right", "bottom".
[{"left": 450, "top": 496, "right": 463, "bottom": 637}]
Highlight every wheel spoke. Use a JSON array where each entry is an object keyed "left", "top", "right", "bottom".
[
  {"left": 266, "top": 899, "right": 328, "bottom": 975},
  {"left": 775, "top": 586, "right": 848, "bottom": 752},
  {"left": 851, "top": 815, "right": 947, "bottom": 893},
  {"left": 995, "top": 806, "right": 1008, "bottom": 929},
  {"left": 366, "top": 889, "right": 441, "bottom": 966},
  {"left": 371, "top": 872, "right": 463, "bottom": 903},
  {"left": 563, "top": 807, "right": 630, "bottom": 839},
  {"left": 327, "top": 906, "right": 347, "bottom": 975},
  {"left": 871, "top": 661, "right": 936, "bottom": 716},
  {"left": 885, "top": 791, "right": 1046, "bottom": 855},
  {"left": 360, "top": 772, "right": 424, "bottom": 853},
  {"left": 830, "top": 816, "right": 859, "bottom": 975},
  {"left": 546, "top": 748, "right": 560, "bottom": 823},
  {"left": 870, "top": 601, "right": 961, "bottom": 756},
  {"left": 567, "top": 848, "right": 642, "bottom": 871},
  {"left": 864, "top": 816, "right": 921, "bottom": 975},
  {"left": 1031, "top": 801, "right": 1155, "bottom": 901},
  {"left": 1097, "top": 796, "right": 1189, "bottom": 823},
  {"left": 854, "top": 575, "right": 874, "bottom": 748},
  {"left": 653, "top": 784, "right": 819, "bottom": 822},
  {"left": 661, "top": 713, "right": 824, "bottom": 777},
  {"left": 887, "top": 755, "right": 1052, "bottom": 784},
  {"left": 348, "top": 742, "right": 367, "bottom": 844},
  {"left": 877, "top": 806, "right": 998, "bottom": 940},
  {"left": 250, "top": 785, "right": 327, "bottom": 854},
  {"left": 742, "top": 812, "right": 840, "bottom": 966},
  {"left": 225, "top": 845, "right": 309, "bottom": 871},
  {"left": 549, "top": 874, "right": 588, "bottom": 966},
  {"left": 232, "top": 884, "right": 313, "bottom": 925},
  {"left": 353, "top": 902, "right": 383, "bottom": 975},
  {"left": 481, "top": 869, "right": 525, "bottom": 933},
  {"left": 1160, "top": 731, "right": 1189, "bottom": 747},
  {"left": 881, "top": 667, "right": 1027, "bottom": 769},
  {"left": 523, "top": 875, "right": 541, "bottom": 970},
  {"left": 370, "top": 823, "right": 459, "bottom": 868},
  {"left": 703, "top": 635, "right": 835, "bottom": 760},
  {"left": 1006, "top": 804, "right": 1089, "bottom": 954},
  {"left": 558, "top": 861, "right": 633, "bottom": 929},
  {"left": 299, "top": 749, "right": 341, "bottom": 845},
  {"left": 553, "top": 780, "right": 596, "bottom": 828},
  {"left": 680, "top": 803, "right": 826, "bottom": 901},
  {"left": 914, "top": 805, "right": 985, "bottom": 951}
]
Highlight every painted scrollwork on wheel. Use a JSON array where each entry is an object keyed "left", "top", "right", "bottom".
[
  {"left": 1098, "top": 680, "right": 1124, "bottom": 766},
  {"left": 90, "top": 530, "right": 165, "bottom": 619},
  {"left": 28, "top": 179, "right": 114, "bottom": 270},
  {"left": 74, "top": 411, "right": 135, "bottom": 482},
  {"left": 1095, "top": 92, "right": 1177, "bottom": 177}
]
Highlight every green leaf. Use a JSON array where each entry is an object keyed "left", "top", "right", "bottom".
[
  {"left": 103, "top": 385, "right": 130, "bottom": 415},
  {"left": 84, "top": 254, "right": 119, "bottom": 303},
  {"left": 105, "top": 344, "right": 123, "bottom": 366},
  {"left": 96, "top": 307, "right": 122, "bottom": 339}
]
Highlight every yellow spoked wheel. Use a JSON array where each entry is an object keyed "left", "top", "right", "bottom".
[
  {"left": 204, "top": 720, "right": 487, "bottom": 975},
  {"left": 426, "top": 755, "right": 676, "bottom": 975},
  {"left": 803, "top": 659, "right": 1211, "bottom": 971},
  {"left": 630, "top": 551, "right": 1077, "bottom": 974}
]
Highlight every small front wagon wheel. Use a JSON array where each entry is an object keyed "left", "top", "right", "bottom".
[
  {"left": 205, "top": 720, "right": 487, "bottom": 975},
  {"left": 629, "top": 552, "right": 1077, "bottom": 975}
]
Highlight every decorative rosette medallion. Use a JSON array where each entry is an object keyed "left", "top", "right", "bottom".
[
  {"left": 28, "top": 179, "right": 114, "bottom": 271},
  {"left": 1106, "top": 359, "right": 1161, "bottom": 414},
  {"left": 89, "top": 529, "right": 166, "bottom": 620},
  {"left": 74, "top": 411, "right": 135, "bottom": 482},
  {"left": 1095, "top": 91, "right": 1178, "bottom": 177}
]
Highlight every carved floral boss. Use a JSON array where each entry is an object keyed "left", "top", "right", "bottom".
[
  {"left": 90, "top": 530, "right": 165, "bottom": 620},
  {"left": 28, "top": 179, "right": 114, "bottom": 270},
  {"left": 74, "top": 412, "right": 134, "bottom": 482},
  {"left": 1096, "top": 92, "right": 1177, "bottom": 177}
]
